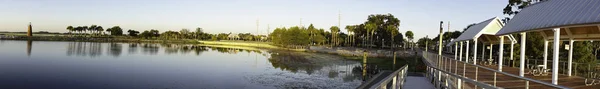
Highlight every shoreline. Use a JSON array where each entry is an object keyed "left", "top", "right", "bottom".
[{"left": 1, "top": 35, "right": 413, "bottom": 59}]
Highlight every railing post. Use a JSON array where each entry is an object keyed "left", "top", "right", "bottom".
[{"left": 392, "top": 76, "right": 397, "bottom": 89}]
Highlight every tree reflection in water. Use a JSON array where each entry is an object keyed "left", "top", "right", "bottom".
[
  {"left": 128, "top": 43, "right": 138, "bottom": 54},
  {"left": 108, "top": 43, "right": 122, "bottom": 57},
  {"left": 66, "top": 42, "right": 103, "bottom": 57},
  {"left": 142, "top": 43, "right": 159, "bottom": 55}
]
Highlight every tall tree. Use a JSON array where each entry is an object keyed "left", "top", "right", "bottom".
[
  {"left": 365, "top": 23, "right": 377, "bottom": 47},
  {"left": 387, "top": 25, "right": 399, "bottom": 49},
  {"left": 82, "top": 26, "right": 89, "bottom": 34},
  {"left": 106, "top": 26, "right": 123, "bottom": 35},
  {"left": 345, "top": 25, "right": 356, "bottom": 47},
  {"left": 127, "top": 30, "right": 139, "bottom": 36},
  {"left": 89, "top": 25, "right": 97, "bottom": 34},
  {"left": 66, "top": 26, "right": 74, "bottom": 34},
  {"left": 330, "top": 26, "right": 340, "bottom": 47},
  {"left": 405, "top": 31, "right": 414, "bottom": 49},
  {"left": 95, "top": 26, "right": 104, "bottom": 35}
]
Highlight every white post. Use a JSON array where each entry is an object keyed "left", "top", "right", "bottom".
[
  {"left": 568, "top": 39, "right": 573, "bottom": 76},
  {"left": 499, "top": 36, "right": 504, "bottom": 71},
  {"left": 510, "top": 40, "right": 514, "bottom": 66},
  {"left": 520, "top": 32, "right": 526, "bottom": 76},
  {"left": 552, "top": 28, "right": 560, "bottom": 84},
  {"left": 490, "top": 44, "right": 493, "bottom": 62},
  {"left": 455, "top": 42, "right": 458, "bottom": 59},
  {"left": 460, "top": 41, "right": 463, "bottom": 61},
  {"left": 482, "top": 43, "right": 485, "bottom": 64},
  {"left": 466, "top": 41, "right": 470, "bottom": 63},
  {"left": 474, "top": 39, "right": 478, "bottom": 65},
  {"left": 543, "top": 41, "right": 548, "bottom": 69}
]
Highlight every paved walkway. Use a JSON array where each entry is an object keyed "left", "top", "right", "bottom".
[
  {"left": 403, "top": 76, "right": 435, "bottom": 89},
  {"left": 435, "top": 54, "right": 600, "bottom": 89}
]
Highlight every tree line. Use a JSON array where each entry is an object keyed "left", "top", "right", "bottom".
[{"left": 268, "top": 14, "right": 414, "bottom": 49}]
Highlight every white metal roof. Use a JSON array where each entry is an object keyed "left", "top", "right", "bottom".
[
  {"left": 496, "top": 0, "right": 600, "bottom": 35},
  {"left": 455, "top": 17, "right": 505, "bottom": 42}
]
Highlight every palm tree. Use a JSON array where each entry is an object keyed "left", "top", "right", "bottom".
[
  {"left": 345, "top": 25, "right": 356, "bottom": 47},
  {"left": 66, "top": 26, "right": 74, "bottom": 35},
  {"left": 75, "top": 26, "right": 83, "bottom": 34},
  {"left": 82, "top": 26, "right": 89, "bottom": 35},
  {"left": 387, "top": 25, "right": 398, "bottom": 50},
  {"left": 406, "top": 31, "right": 414, "bottom": 49},
  {"left": 95, "top": 26, "right": 104, "bottom": 36},
  {"left": 89, "top": 25, "right": 97, "bottom": 34},
  {"left": 330, "top": 26, "right": 340, "bottom": 47},
  {"left": 365, "top": 23, "right": 377, "bottom": 48}
]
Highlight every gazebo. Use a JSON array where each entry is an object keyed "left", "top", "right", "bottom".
[
  {"left": 449, "top": 17, "right": 516, "bottom": 71},
  {"left": 495, "top": 0, "right": 600, "bottom": 84}
]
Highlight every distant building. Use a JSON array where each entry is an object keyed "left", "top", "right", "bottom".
[{"left": 27, "top": 22, "right": 32, "bottom": 37}]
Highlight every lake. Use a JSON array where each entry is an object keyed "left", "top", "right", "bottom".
[{"left": 0, "top": 40, "right": 367, "bottom": 89}]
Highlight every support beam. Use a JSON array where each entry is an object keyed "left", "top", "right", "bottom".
[
  {"left": 489, "top": 44, "right": 493, "bottom": 62},
  {"left": 499, "top": 36, "right": 504, "bottom": 71},
  {"left": 543, "top": 41, "right": 549, "bottom": 69},
  {"left": 474, "top": 39, "right": 478, "bottom": 65},
  {"left": 460, "top": 42, "right": 463, "bottom": 61},
  {"left": 482, "top": 43, "right": 485, "bottom": 65},
  {"left": 455, "top": 42, "right": 458, "bottom": 60},
  {"left": 466, "top": 41, "right": 470, "bottom": 63},
  {"left": 568, "top": 39, "right": 573, "bottom": 76},
  {"left": 520, "top": 32, "right": 526, "bottom": 76},
  {"left": 510, "top": 40, "right": 514, "bottom": 67},
  {"left": 552, "top": 28, "right": 560, "bottom": 84}
]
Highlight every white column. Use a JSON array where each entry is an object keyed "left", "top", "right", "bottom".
[
  {"left": 489, "top": 44, "right": 493, "bottom": 61},
  {"left": 466, "top": 41, "right": 470, "bottom": 63},
  {"left": 520, "top": 33, "right": 526, "bottom": 76},
  {"left": 568, "top": 40, "right": 573, "bottom": 76},
  {"left": 499, "top": 36, "right": 504, "bottom": 71},
  {"left": 543, "top": 41, "right": 548, "bottom": 69},
  {"left": 510, "top": 40, "right": 514, "bottom": 66},
  {"left": 552, "top": 28, "right": 560, "bottom": 84},
  {"left": 460, "top": 41, "right": 463, "bottom": 61},
  {"left": 482, "top": 44, "right": 485, "bottom": 64},
  {"left": 474, "top": 39, "right": 478, "bottom": 65},
  {"left": 455, "top": 42, "right": 458, "bottom": 60}
]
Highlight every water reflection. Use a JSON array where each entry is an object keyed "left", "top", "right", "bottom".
[
  {"left": 141, "top": 43, "right": 159, "bottom": 55},
  {"left": 27, "top": 40, "right": 32, "bottom": 56},
  {"left": 128, "top": 43, "right": 138, "bottom": 54},
  {"left": 108, "top": 43, "right": 122, "bottom": 57},
  {"left": 66, "top": 42, "right": 103, "bottom": 57},
  {"left": 6, "top": 41, "right": 368, "bottom": 89}
]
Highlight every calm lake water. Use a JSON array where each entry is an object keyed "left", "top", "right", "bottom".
[{"left": 0, "top": 40, "right": 365, "bottom": 89}]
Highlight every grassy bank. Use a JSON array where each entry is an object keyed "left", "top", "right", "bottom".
[
  {"left": 344, "top": 54, "right": 425, "bottom": 73},
  {"left": 198, "top": 40, "right": 306, "bottom": 51}
]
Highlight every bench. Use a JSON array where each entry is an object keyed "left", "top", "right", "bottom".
[
  {"left": 585, "top": 72, "right": 600, "bottom": 86},
  {"left": 531, "top": 65, "right": 550, "bottom": 76}
]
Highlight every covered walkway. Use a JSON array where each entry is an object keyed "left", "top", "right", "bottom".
[{"left": 436, "top": 52, "right": 600, "bottom": 89}]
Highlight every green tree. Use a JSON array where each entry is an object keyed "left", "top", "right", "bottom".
[
  {"left": 66, "top": 26, "right": 74, "bottom": 34},
  {"left": 365, "top": 23, "right": 377, "bottom": 47},
  {"left": 106, "top": 26, "right": 123, "bottom": 35},
  {"left": 387, "top": 25, "right": 399, "bottom": 49},
  {"left": 127, "top": 30, "right": 139, "bottom": 36},
  {"left": 405, "top": 30, "right": 414, "bottom": 48},
  {"left": 345, "top": 25, "right": 357, "bottom": 46},
  {"left": 89, "top": 25, "right": 97, "bottom": 34},
  {"left": 95, "top": 26, "right": 104, "bottom": 35},
  {"left": 330, "top": 26, "right": 340, "bottom": 46}
]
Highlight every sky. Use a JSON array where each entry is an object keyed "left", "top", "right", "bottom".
[{"left": 0, "top": 0, "right": 508, "bottom": 40}]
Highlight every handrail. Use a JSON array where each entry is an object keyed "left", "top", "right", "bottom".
[
  {"left": 422, "top": 51, "right": 571, "bottom": 89},
  {"left": 421, "top": 53, "right": 499, "bottom": 89},
  {"left": 369, "top": 65, "right": 408, "bottom": 89}
]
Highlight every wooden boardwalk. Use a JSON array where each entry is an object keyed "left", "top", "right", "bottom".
[{"left": 438, "top": 56, "right": 600, "bottom": 89}]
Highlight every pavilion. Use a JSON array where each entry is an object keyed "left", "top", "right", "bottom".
[
  {"left": 495, "top": 0, "right": 600, "bottom": 85},
  {"left": 448, "top": 17, "right": 516, "bottom": 71}
]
